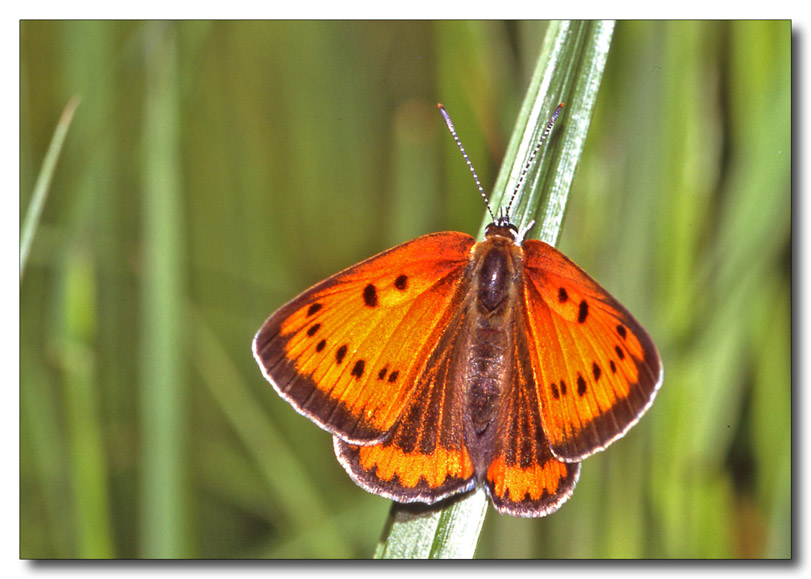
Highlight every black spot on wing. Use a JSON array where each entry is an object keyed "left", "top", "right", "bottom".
[
  {"left": 551, "top": 382, "right": 560, "bottom": 399},
  {"left": 351, "top": 359, "right": 365, "bottom": 379},
  {"left": 578, "top": 300, "right": 588, "bottom": 323},
  {"left": 577, "top": 373, "right": 587, "bottom": 396},
  {"left": 363, "top": 284, "right": 378, "bottom": 307}
]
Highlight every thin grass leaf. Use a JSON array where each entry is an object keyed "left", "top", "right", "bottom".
[
  {"left": 59, "top": 248, "right": 115, "bottom": 557},
  {"left": 376, "top": 20, "right": 615, "bottom": 559},
  {"left": 139, "top": 23, "right": 188, "bottom": 557},
  {"left": 375, "top": 489, "right": 489, "bottom": 559},
  {"left": 486, "top": 20, "right": 616, "bottom": 244},
  {"left": 20, "top": 96, "right": 80, "bottom": 279}
]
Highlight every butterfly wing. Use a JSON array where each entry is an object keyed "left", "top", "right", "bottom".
[
  {"left": 484, "top": 314, "right": 581, "bottom": 517},
  {"left": 520, "top": 240, "right": 663, "bottom": 461},
  {"left": 252, "top": 232, "right": 476, "bottom": 444},
  {"left": 334, "top": 305, "right": 477, "bottom": 503}
]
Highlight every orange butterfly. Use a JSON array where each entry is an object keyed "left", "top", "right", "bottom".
[{"left": 252, "top": 103, "right": 662, "bottom": 517}]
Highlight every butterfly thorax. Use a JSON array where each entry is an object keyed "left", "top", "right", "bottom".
[{"left": 462, "top": 232, "right": 524, "bottom": 475}]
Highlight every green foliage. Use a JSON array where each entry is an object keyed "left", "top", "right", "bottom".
[{"left": 20, "top": 20, "right": 790, "bottom": 559}]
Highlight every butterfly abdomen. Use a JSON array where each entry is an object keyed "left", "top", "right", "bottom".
[
  {"left": 466, "top": 325, "right": 510, "bottom": 436},
  {"left": 463, "top": 235, "right": 524, "bottom": 474}
]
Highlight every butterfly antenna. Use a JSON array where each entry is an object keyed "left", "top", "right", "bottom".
[
  {"left": 504, "top": 102, "right": 565, "bottom": 218},
  {"left": 437, "top": 103, "right": 496, "bottom": 223}
]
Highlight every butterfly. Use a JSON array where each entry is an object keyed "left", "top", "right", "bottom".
[{"left": 252, "top": 103, "right": 662, "bottom": 517}]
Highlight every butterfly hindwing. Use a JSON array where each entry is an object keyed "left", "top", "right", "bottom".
[
  {"left": 334, "top": 308, "right": 477, "bottom": 503},
  {"left": 520, "top": 240, "right": 663, "bottom": 461},
  {"left": 484, "top": 315, "right": 581, "bottom": 517},
  {"left": 252, "top": 232, "right": 476, "bottom": 444}
]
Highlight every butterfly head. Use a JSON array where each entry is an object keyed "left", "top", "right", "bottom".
[
  {"left": 485, "top": 216, "right": 535, "bottom": 245},
  {"left": 486, "top": 214, "right": 518, "bottom": 237}
]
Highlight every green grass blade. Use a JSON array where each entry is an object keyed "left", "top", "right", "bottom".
[
  {"left": 486, "top": 20, "right": 615, "bottom": 244},
  {"left": 376, "top": 20, "right": 615, "bottom": 559},
  {"left": 139, "top": 23, "right": 188, "bottom": 558},
  {"left": 20, "top": 96, "right": 80, "bottom": 279},
  {"left": 375, "top": 490, "right": 489, "bottom": 559},
  {"left": 59, "top": 248, "right": 116, "bottom": 557}
]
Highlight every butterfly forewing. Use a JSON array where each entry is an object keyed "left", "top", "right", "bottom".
[
  {"left": 252, "top": 232, "right": 476, "bottom": 444},
  {"left": 520, "top": 240, "right": 663, "bottom": 461}
]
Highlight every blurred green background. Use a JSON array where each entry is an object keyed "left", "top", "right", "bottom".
[{"left": 20, "top": 20, "right": 790, "bottom": 558}]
